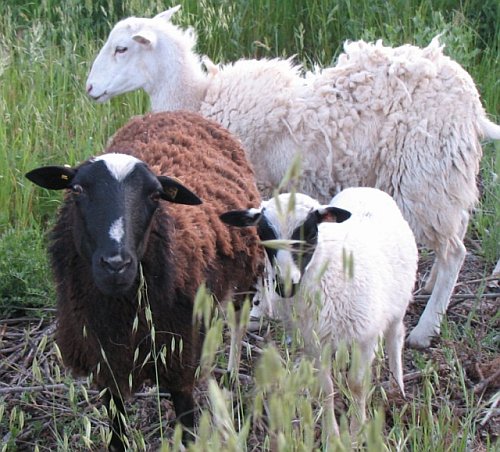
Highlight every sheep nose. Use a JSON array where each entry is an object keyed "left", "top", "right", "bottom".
[
  {"left": 86, "top": 83, "right": 93, "bottom": 94},
  {"left": 100, "top": 255, "right": 132, "bottom": 274}
]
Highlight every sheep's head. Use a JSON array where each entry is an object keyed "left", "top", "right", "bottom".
[
  {"left": 86, "top": 5, "right": 187, "bottom": 103},
  {"left": 26, "top": 152, "right": 201, "bottom": 296},
  {"left": 220, "top": 193, "right": 351, "bottom": 298}
]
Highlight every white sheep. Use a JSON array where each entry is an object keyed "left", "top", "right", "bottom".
[
  {"left": 220, "top": 188, "right": 418, "bottom": 436},
  {"left": 85, "top": 6, "right": 500, "bottom": 348}
]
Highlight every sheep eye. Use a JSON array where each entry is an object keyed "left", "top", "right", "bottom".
[
  {"left": 71, "top": 184, "right": 83, "bottom": 195},
  {"left": 150, "top": 190, "right": 162, "bottom": 202},
  {"left": 114, "top": 46, "right": 128, "bottom": 55}
]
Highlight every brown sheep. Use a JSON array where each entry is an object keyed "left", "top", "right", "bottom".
[{"left": 26, "top": 111, "right": 262, "bottom": 450}]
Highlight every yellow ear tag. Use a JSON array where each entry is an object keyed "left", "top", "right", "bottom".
[
  {"left": 165, "top": 187, "right": 178, "bottom": 199},
  {"left": 61, "top": 174, "right": 69, "bottom": 180}
]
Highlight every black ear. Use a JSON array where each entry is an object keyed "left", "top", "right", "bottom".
[
  {"left": 219, "top": 209, "right": 262, "bottom": 227},
  {"left": 157, "top": 176, "right": 202, "bottom": 205},
  {"left": 25, "top": 166, "right": 76, "bottom": 190},
  {"left": 315, "top": 206, "right": 351, "bottom": 224}
]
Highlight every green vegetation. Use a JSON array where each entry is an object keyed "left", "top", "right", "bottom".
[{"left": 0, "top": 0, "right": 498, "bottom": 450}]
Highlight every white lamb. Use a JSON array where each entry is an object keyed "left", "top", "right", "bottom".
[
  {"left": 220, "top": 188, "right": 418, "bottom": 436},
  {"left": 85, "top": 6, "right": 500, "bottom": 348}
]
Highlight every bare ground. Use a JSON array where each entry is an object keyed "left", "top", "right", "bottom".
[{"left": 1, "top": 245, "right": 498, "bottom": 451}]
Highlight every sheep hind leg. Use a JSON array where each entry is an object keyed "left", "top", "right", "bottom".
[
  {"left": 347, "top": 339, "right": 376, "bottom": 436},
  {"left": 171, "top": 389, "right": 196, "bottom": 444},
  {"left": 103, "top": 390, "right": 127, "bottom": 452},
  {"left": 408, "top": 234, "right": 466, "bottom": 349},
  {"left": 384, "top": 320, "right": 405, "bottom": 396},
  {"left": 318, "top": 364, "right": 340, "bottom": 439}
]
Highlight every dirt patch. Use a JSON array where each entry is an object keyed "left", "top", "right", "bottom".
[{"left": 1, "top": 248, "right": 498, "bottom": 450}]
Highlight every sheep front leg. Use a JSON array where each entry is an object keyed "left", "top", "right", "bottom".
[
  {"left": 103, "top": 390, "right": 127, "bottom": 452},
  {"left": 228, "top": 322, "right": 243, "bottom": 376},
  {"left": 171, "top": 389, "right": 196, "bottom": 444},
  {"left": 408, "top": 236, "right": 466, "bottom": 348},
  {"left": 423, "top": 257, "right": 439, "bottom": 293}
]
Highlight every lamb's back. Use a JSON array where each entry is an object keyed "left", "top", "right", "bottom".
[{"left": 300, "top": 189, "right": 417, "bottom": 346}]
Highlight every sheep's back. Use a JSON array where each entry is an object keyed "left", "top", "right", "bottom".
[
  {"left": 201, "top": 59, "right": 302, "bottom": 149},
  {"left": 300, "top": 190, "right": 417, "bottom": 347},
  {"left": 105, "top": 111, "right": 262, "bottom": 296},
  {"left": 288, "top": 38, "right": 483, "bottom": 232}
]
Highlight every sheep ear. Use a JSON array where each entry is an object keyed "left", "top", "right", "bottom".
[
  {"left": 220, "top": 208, "right": 262, "bottom": 227},
  {"left": 25, "top": 166, "right": 76, "bottom": 190},
  {"left": 154, "top": 5, "right": 181, "bottom": 22},
  {"left": 132, "top": 29, "right": 157, "bottom": 47},
  {"left": 315, "top": 206, "right": 351, "bottom": 224},
  {"left": 157, "top": 176, "right": 202, "bottom": 205}
]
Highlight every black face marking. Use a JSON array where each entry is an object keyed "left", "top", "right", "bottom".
[
  {"left": 256, "top": 212, "right": 278, "bottom": 263},
  {"left": 27, "top": 155, "right": 184, "bottom": 297},
  {"left": 248, "top": 210, "right": 299, "bottom": 298},
  {"left": 290, "top": 210, "right": 319, "bottom": 274},
  {"left": 275, "top": 280, "right": 299, "bottom": 298},
  {"left": 68, "top": 160, "right": 164, "bottom": 296}
]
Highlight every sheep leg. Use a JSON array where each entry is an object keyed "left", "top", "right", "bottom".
[
  {"left": 409, "top": 211, "right": 468, "bottom": 348},
  {"left": 408, "top": 236, "right": 466, "bottom": 349},
  {"left": 424, "top": 208, "right": 468, "bottom": 294},
  {"left": 347, "top": 339, "right": 376, "bottom": 435},
  {"left": 103, "top": 390, "right": 127, "bottom": 452},
  {"left": 228, "top": 322, "right": 243, "bottom": 376},
  {"left": 170, "top": 389, "right": 196, "bottom": 444},
  {"left": 318, "top": 364, "right": 340, "bottom": 438},
  {"left": 384, "top": 320, "right": 405, "bottom": 396},
  {"left": 423, "top": 257, "right": 439, "bottom": 293}
]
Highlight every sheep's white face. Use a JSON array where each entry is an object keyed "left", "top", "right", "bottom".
[
  {"left": 86, "top": 18, "right": 159, "bottom": 102},
  {"left": 260, "top": 194, "right": 321, "bottom": 296},
  {"left": 220, "top": 193, "right": 351, "bottom": 298},
  {"left": 86, "top": 6, "right": 184, "bottom": 104}
]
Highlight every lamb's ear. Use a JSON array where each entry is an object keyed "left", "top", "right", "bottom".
[
  {"left": 132, "top": 29, "right": 157, "bottom": 47},
  {"left": 154, "top": 5, "right": 181, "bottom": 22},
  {"left": 220, "top": 208, "right": 262, "bottom": 227},
  {"left": 315, "top": 206, "right": 351, "bottom": 224},
  {"left": 157, "top": 176, "right": 202, "bottom": 205},
  {"left": 25, "top": 166, "right": 76, "bottom": 190}
]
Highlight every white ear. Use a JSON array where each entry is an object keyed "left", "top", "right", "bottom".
[
  {"left": 154, "top": 5, "right": 181, "bottom": 22},
  {"left": 132, "top": 29, "right": 157, "bottom": 47}
]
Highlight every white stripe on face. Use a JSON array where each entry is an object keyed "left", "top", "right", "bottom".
[
  {"left": 276, "top": 249, "right": 302, "bottom": 284},
  {"left": 109, "top": 217, "right": 125, "bottom": 243},
  {"left": 94, "top": 153, "right": 141, "bottom": 182}
]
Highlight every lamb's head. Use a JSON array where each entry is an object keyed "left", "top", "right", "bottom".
[
  {"left": 26, "top": 152, "right": 201, "bottom": 296},
  {"left": 221, "top": 193, "right": 351, "bottom": 298},
  {"left": 86, "top": 5, "right": 192, "bottom": 103}
]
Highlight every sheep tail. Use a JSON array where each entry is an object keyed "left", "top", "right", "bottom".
[{"left": 479, "top": 116, "right": 500, "bottom": 140}]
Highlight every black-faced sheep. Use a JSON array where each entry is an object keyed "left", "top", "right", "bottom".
[
  {"left": 85, "top": 7, "right": 500, "bottom": 348},
  {"left": 26, "top": 111, "right": 262, "bottom": 450},
  {"left": 221, "top": 188, "right": 418, "bottom": 437}
]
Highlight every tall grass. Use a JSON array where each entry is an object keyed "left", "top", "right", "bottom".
[
  {"left": 0, "top": 0, "right": 498, "bottom": 450},
  {"left": 0, "top": 0, "right": 498, "bottom": 231}
]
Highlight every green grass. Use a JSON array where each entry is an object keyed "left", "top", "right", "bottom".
[
  {"left": 0, "top": 0, "right": 498, "bottom": 450},
  {"left": 0, "top": 226, "right": 53, "bottom": 316}
]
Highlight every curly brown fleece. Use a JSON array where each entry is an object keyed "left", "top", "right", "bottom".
[
  {"left": 51, "top": 111, "right": 262, "bottom": 403},
  {"left": 106, "top": 111, "right": 262, "bottom": 295}
]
